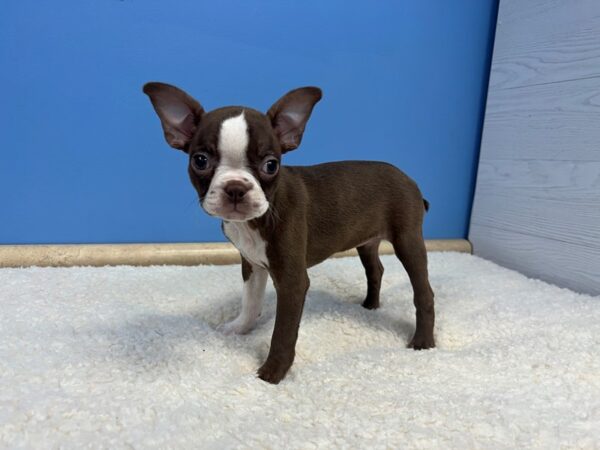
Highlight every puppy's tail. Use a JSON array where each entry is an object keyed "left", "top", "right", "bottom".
[{"left": 423, "top": 199, "right": 430, "bottom": 212}]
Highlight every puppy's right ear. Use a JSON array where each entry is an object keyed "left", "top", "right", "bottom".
[{"left": 142, "top": 82, "right": 205, "bottom": 151}]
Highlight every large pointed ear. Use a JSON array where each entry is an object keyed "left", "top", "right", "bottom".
[
  {"left": 267, "top": 87, "right": 322, "bottom": 152},
  {"left": 142, "top": 82, "right": 205, "bottom": 151}
]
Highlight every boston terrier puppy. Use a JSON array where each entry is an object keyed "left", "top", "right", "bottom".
[{"left": 143, "top": 83, "right": 435, "bottom": 384}]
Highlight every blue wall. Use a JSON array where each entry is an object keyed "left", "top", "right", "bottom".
[{"left": 0, "top": 0, "right": 498, "bottom": 244}]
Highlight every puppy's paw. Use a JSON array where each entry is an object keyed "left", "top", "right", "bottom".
[
  {"left": 217, "top": 318, "right": 254, "bottom": 336},
  {"left": 361, "top": 297, "right": 380, "bottom": 310},
  {"left": 257, "top": 358, "right": 292, "bottom": 384},
  {"left": 408, "top": 332, "right": 435, "bottom": 350}
]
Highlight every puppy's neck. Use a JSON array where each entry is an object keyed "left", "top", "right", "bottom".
[{"left": 223, "top": 220, "right": 269, "bottom": 268}]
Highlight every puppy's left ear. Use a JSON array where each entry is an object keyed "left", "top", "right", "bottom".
[{"left": 267, "top": 87, "right": 322, "bottom": 152}]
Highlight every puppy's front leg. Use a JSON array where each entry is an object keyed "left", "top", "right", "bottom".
[
  {"left": 257, "top": 268, "right": 309, "bottom": 384},
  {"left": 220, "top": 257, "right": 268, "bottom": 335}
]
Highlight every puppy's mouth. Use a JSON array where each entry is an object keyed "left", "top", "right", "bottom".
[
  {"left": 221, "top": 203, "right": 259, "bottom": 221},
  {"left": 203, "top": 200, "right": 269, "bottom": 222}
]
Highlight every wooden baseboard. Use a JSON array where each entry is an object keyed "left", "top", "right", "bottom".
[{"left": 0, "top": 239, "right": 471, "bottom": 268}]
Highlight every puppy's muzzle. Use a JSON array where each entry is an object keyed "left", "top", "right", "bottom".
[{"left": 224, "top": 180, "right": 252, "bottom": 205}]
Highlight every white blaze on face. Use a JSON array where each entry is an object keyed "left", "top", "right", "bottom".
[
  {"left": 218, "top": 113, "right": 249, "bottom": 165},
  {"left": 201, "top": 111, "right": 269, "bottom": 221}
]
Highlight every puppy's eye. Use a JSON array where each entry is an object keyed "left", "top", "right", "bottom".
[
  {"left": 261, "top": 158, "right": 279, "bottom": 176},
  {"left": 191, "top": 153, "right": 210, "bottom": 172}
]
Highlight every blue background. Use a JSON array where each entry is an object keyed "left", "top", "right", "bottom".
[{"left": 0, "top": 0, "right": 498, "bottom": 244}]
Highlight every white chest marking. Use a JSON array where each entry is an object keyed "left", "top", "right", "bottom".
[{"left": 223, "top": 222, "right": 269, "bottom": 268}]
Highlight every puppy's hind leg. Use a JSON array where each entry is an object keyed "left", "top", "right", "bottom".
[
  {"left": 391, "top": 232, "right": 435, "bottom": 350},
  {"left": 219, "top": 257, "right": 268, "bottom": 335},
  {"left": 357, "top": 239, "right": 384, "bottom": 310}
]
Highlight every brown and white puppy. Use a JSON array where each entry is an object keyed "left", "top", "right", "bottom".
[{"left": 143, "top": 82, "right": 435, "bottom": 384}]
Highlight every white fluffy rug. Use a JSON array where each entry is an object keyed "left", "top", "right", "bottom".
[{"left": 1, "top": 252, "right": 599, "bottom": 449}]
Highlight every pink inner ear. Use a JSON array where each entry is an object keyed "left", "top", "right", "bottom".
[
  {"left": 280, "top": 132, "right": 300, "bottom": 150},
  {"left": 162, "top": 102, "right": 193, "bottom": 123},
  {"left": 177, "top": 113, "right": 197, "bottom": 139},
  {"left": 283, "top": 111, "right": 304, "bottom": 123},
  {"left": 274, "top": 113, "right": 303, "bottom": 150},
  {"left": 162, "top": 111, "right": 197, "bottom": 149},
  {"left": 144, "top": 82, "right": 205, "bottom": 150}
]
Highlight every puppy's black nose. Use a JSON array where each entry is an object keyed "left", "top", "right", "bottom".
[{"left": 224, "top": 181, "right": 251, "bottom": 203}]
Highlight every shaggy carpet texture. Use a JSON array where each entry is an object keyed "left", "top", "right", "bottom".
[{"left": 1, "top": 252, "right": 599, "bottom": 449}]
